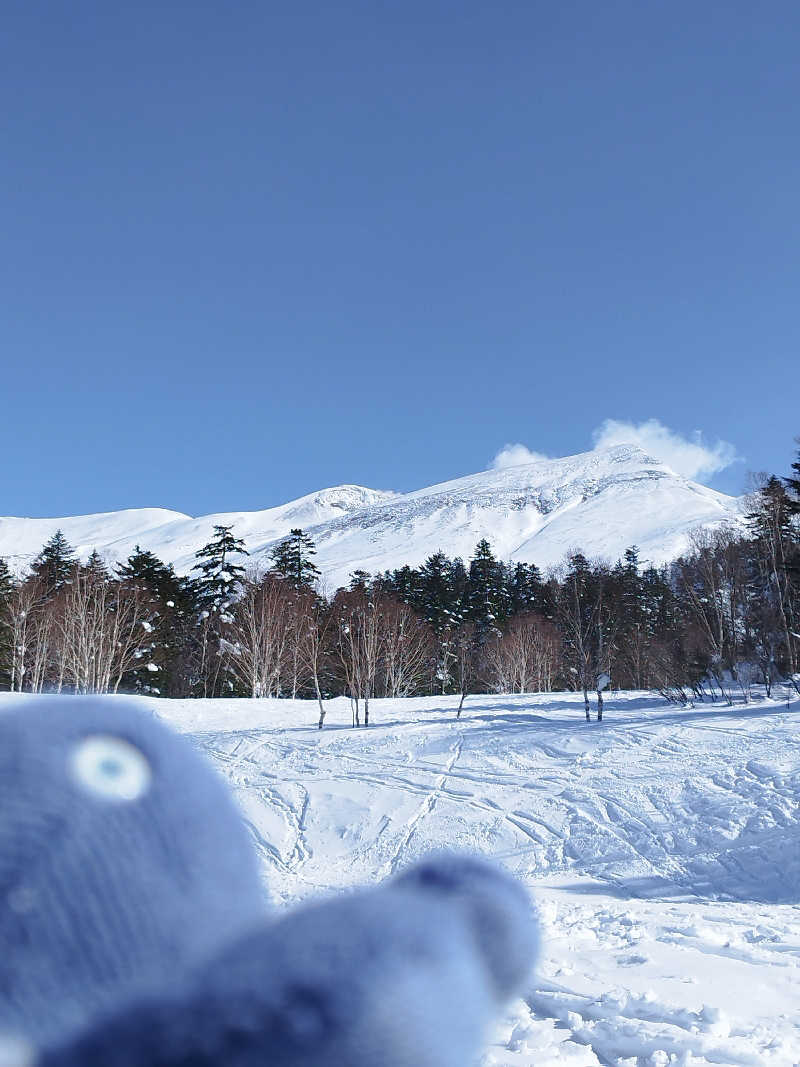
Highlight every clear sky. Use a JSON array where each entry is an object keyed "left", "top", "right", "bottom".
[{"left": 2, "top": 1, "right": 798, "bottom": 517}]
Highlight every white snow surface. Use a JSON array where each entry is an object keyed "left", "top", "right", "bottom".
[
  {"left": 0, "top": 446, "right": 741, "bottom": 583},
  {"left": 4, "top": 688, "right": 798, "bottom": 1065}
]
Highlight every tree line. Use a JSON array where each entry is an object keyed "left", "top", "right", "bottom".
[{"left": 1, "top": 441, "right": 798, "bottom": 721}]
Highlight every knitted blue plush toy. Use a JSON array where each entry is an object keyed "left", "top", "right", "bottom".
[
  {"left": 0, "top": 698, "right": 538, "bottom": 1067},
  {"left": 0, "top": 697, "right": 268, "bottom": 1051}
]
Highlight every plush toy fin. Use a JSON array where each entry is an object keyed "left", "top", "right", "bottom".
[{"left": 42, "top": 855, "right": 537, "bottom": 1067}]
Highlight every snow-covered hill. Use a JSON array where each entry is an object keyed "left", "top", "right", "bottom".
[
  {"left": 1, "top": 445, "right": 741, "bottom": 584},
  {"left": 5, "top": 688, "right": 796, "bottom": 1064}
]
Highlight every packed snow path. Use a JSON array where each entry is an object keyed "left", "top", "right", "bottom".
[{"left": 4, "top": 690, "right": 799, "bottom": 1063}]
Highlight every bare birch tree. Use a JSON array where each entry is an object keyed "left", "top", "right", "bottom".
[
  {"left": 229, "top": 572, "right": 296, "bottom": 698},
  {"left": 56, "top": 567, "right": 148, "bottom": 693},
  {"left": 380, "top": 600, "right": 433, "bottom": 698}
]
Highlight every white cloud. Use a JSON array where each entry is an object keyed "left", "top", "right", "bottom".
[
  {"left": 491, "top": 419, "right": 740, "bottom": 483},
  {"left": 491, "top": 443, "right": 551, "bottom": 470},
  {"left": 592, "top": 418, "right": 739, "bottom": 482}
]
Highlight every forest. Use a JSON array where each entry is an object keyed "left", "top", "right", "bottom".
[{"left": 1, "top": 442, "right": 798, "bottom": 721}]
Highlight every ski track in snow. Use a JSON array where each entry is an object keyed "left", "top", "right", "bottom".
[
  {"left": 5, "top": 689, "right": 800, "bottom": 1064},
  {"left": 188, "top": 690, "right": 800, "bottom": 1066},
  {"left": 174, "top": 691, "right": 800, "bottom": 1064}
]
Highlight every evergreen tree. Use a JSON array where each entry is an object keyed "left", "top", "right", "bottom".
[
  {"left": 784, "top": 437, "right": 800, "bottom": 512},
  {"left": 557, "top": 552, "right": 610, "bottom": 719},
  {"left": 0, "top": 558, "right": 15, "bottom": 690},
  {"left": 31, "top": 530, "right": 76, "bottom": 595},
  {"left": 192, "top": 525, "right": 249, "bottom": 614},
  {"left": 83, "top": 549, "right": 110, "bottom": 580},
  {"left": 411, "top": 552, "right": 467, "bottom": 694},
  {"left": 783, "top": 441, "right": 800, "bottom": 590},
  {"left": 448, "top": 558, "right": 470, "bottom": 622},
  {"left": 418, "top": 552, "right": 457, "bottom": 633},
  {"left": 117, "top": 545, "right": 179, "bottom": 591},
  {"left": 116, "top": 546, "right": 194, "bottom": 696},
  {"left": 377, "top": 564, "right": 419, "bottom": 605},
  {"left": 191, "top": 526, "right": 248, "bottom": 697},
  {"left": 745, "top": 477, "right": 798, "bottom": 681},
  {"left": 508, "top": 561, "right": 544, "bottom": 617},
  {"left": 608, "top": 548, "right": 647, "bottom": 687},
  {"left": 269, "top": 528, "right": 321, "bottom": 588},
  {"left": 348, "top": 569, "right": 371, "bottom": 591},
  {"left": 467, "top": 539, "right": 509, "bottom": 642}
]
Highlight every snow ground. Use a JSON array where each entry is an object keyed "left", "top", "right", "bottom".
[
  {"left": 5, "top": 689, "right": 800, "bottom": 1064},
  {"left": 158, "top": 689, "right": 800, "bottom": 1066}
]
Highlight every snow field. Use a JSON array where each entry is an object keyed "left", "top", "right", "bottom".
[{"left": 150, "top": 689, "right": 800, "bottom": 1065}]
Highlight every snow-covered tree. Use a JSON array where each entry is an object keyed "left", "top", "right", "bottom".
[
  {"left": 30, "top": 530, "right": 76, "bottom": 596},
  {"left": 191, "top": 525, "right": 249, "bottom": 697},
  {"left": 467, "top": 539, "right": 509, "bottom": 644},
  {"left": 269, "top": 528, "right": 321, "bottom": 589},
  {"left": 116, "top": 546, "right": 192, "bottom": 695}
]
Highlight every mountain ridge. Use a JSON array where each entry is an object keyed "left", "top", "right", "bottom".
[{"left": 0, "top": 446, "right": 742, "bottom": 586}]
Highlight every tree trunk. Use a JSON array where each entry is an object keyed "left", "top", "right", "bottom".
[
  {"left": 596, "top": 688, "right": 603, "bottom": 722},
  {"left": 316, "top": 680, "right": 326, "bottom": 729},
  {"left": 583, "top": 685, "right": 591, "bottom": 721}
]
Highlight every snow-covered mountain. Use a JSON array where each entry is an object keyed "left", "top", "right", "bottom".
[{"left": 0, "top": 445, "right": 741, "bottom": 585}]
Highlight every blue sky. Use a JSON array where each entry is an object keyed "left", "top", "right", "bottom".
[{"left": 2, "top": 2, "right": 798, "bottom": 517}]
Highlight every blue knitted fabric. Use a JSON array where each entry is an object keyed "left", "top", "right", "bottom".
[
  {"left": 0, "top": 697, "right": 268, "bottom": 1050},
  {"left": 43, "top": 854, "right": 538, "bottom": 1067}
]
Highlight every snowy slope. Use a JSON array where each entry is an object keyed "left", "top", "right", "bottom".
[
  {"left": 0, "top": 486, "right": 397, "bottom": 577},
  {"left": 4, "top": 689, "right": 797, "bottom": 1065},
  {"left": 304, "top": 445, "right": 741, "bottom": 585},
  {"left": 0, "top": 446, "right": 741, "bottom": 583}
]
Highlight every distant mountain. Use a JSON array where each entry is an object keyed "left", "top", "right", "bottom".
[{"left": 0, "top": 446, "right": 741, "bottom": 586}]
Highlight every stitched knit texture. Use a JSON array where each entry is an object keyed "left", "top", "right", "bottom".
[
  {"left": 43, "top": 855, "right": 539, "bottom": 1067},
  {"left": 0, "top": 697, "right": 268, "bottom": 1050}
]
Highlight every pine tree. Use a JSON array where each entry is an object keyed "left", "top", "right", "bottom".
[
  {"left": 558, "top": 552, "right": 606, "bottom": 719},
  {"left": 467, "top": 539, "right": 509, "bottom": 642},
  {"left": 117, "top": 545, "right": 179, "bottom": 591},
  {"left": 784, "top": 437, "right": 800, "bottom": 512},
  {"left": 192, "top": 525, "right": 249, "bottom": 615},
  {"left": 269, "top": 528, "right": 321, "bottom": 588},
  {"left": 116, "top": 546, "right": 193, "bottom": 696},
  {"left": 348, "top": 569, "right": 371, "bottom": 591},
  {"left": 447, "top": 558, "right": 470, "bottom": 623},
  {"left": 410, "top": 552, "right": 466, "bottom": 694},
  {"left": 745, "top": 478, "right": 798, "bottom": 681},
  {"left": 508, "top": 561, "right": 544, "bottom": 616},
  {"left": 191, "top": 526, "right": 249, "bottom": 697},
  {"left": 31, "top": 530, "right": 76, "bottom": 595},
  {"left": 83, "top": 549, "right": 110, "bottom": 580},
  {"left": 418, "top": 552, "right": 457, "bottom": 633},
  {"left": 783, "top": 441, "right": 800, "bottom": 595},
  {"left": 0, "top": 558, "right": 15, "bottom": 690},
  {"left": 378, "top": 564, "right": 419, "bottom": 605}
]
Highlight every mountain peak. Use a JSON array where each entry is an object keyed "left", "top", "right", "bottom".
[{"left": 0, "top": 451, "right": 741, "bottom": 585}]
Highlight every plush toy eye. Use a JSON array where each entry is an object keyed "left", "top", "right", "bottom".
[{"left": 70, "top": 735, "right": 152, "bottom": 802}]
